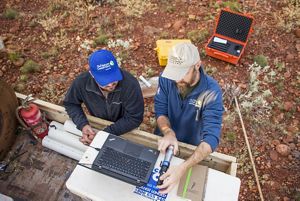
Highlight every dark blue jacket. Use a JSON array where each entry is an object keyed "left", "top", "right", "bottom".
[
  {"left": 63, "top": 70, "right": 144, "bottom": 135},
  {"left": 154, "top": 67, "right": 224, "bottom": 151}
]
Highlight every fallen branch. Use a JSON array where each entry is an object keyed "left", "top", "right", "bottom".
[{"left": 234, "top": 96, "right": 264, "bottom": 201}]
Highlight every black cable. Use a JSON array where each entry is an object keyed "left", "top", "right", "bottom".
[{"left": 77, "top": 162, "right": 94, "bottom": 171}]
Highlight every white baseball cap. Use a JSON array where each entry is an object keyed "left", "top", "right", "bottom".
[{"left": 161, "top": 43, "right": 200, "bottom": 81}]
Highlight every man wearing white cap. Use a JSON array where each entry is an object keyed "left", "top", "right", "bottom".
[{"left": 154, "top": 43, "right": 224, "bottom": 193}]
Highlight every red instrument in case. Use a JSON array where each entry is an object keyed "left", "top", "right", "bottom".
[{"left": 205, "top": 9, "right": 254, "bottom": 64}]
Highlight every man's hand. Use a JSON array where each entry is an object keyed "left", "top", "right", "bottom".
[
  {"left": 80, "top": 124, "right": 96, "bottom": 145},
  {"left": 157, "top": 164, "right": 186, "bottom": 194},
  {"left": 158, "top": 129, "right": 179, "bottom": 155}
]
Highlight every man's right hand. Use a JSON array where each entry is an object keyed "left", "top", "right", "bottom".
[
  {"left": 80, "top": 124, "right": 96, "bottom": 145},
  {"left": 158, "top": 128, "right": 179, "bottom": 155}
]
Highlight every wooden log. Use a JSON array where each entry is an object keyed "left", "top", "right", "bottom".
[{"left": 16, "top": 93, "right": 237, "bottom": 176}]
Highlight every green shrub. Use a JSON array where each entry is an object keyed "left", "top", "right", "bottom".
[
  {"left": 14, "top": 83, "right": 25, "bottom": 92},
  {"left": 165, "top": 5, "right": 175, "bottom": 13},
  {"left": 94, "top": 34, "right": 109, "bottom": 46},
  {"left": 222, "top": 1, "right": 241, "bottom": 12},
  {"left": 3, "top": 8, "right": 18, "bottom": 19},
  {"left": 254, "top": 55, "right": 268, "bottom": 67},
  {"left": 20, "top": 60, "right": 40, "bottom": 74},
  {"left": 159, "top": 31, "right": 169, "bottom": 39},
  {"left": 226, "top": 132, "right": 236, "bottom": 142},
  {"left": 8, "top": 52, "right": 21, "bottom": 62},
  {"left": 19, "top": 74, "right": 28, "bottom": 82},
  {"left": 200, "top": 49, "right": 206, "bottom": 58},
  {"left": 187, "top": 30, "right": 209, "bottom": 43},
  {"left": 41, "top": 48, "right": 59, "bottom": 59}
]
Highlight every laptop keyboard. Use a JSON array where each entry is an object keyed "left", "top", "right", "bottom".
[{"left": 95, "top": 147, "right": 151, "bottom": 180}]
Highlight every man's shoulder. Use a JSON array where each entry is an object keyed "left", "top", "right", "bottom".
[
  {"left": 204, "top": 74, "right": 222, "bottom": 92},
  {"left": 76, "top": 71, "right": 90, "bottom": 80},
  {"left": 70, "top": 71, "right": 90, "bottom": 88},
  {"left": 159, "top": 75, "right": 173, "bottom": 85}
]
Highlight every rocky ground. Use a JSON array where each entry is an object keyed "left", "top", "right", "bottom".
[{"left": 0, "top": 0, "right": 299, "bottom": 200}]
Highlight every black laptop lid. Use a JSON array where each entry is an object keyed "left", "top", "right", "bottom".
[{"left": 92, "top": 134, "right": 159, "bottom": 186}]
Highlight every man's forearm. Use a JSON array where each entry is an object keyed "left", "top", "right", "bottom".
[
  {"left": 157, "top": 115, "right": 173, "bottom": 135},
  {"left": 64, "top": 102, "right": 88, "bottom": 130},
  {"left": 181, "top": 141, "right": 212, "bottom": 171}
]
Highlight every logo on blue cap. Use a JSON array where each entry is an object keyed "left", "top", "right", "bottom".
[{"left": 89, "top": 50, "right": 123, "bottom": 86}]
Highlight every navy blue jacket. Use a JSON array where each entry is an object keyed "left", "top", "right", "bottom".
[
  {"left": 63, "top": 70, "right": 144, "bottom": 135},
  {"left": 154, "top": 67, "right": 224, "bottom": 151}
]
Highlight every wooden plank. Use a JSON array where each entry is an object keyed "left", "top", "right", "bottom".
[
  {"left": 0, "top": 133, "right": 83, "bottom": 201},
  {"left": 15, "top": 93, "right": 237, "bottom": 176},
  {"left": 226, "top": 162, "right": 238, "bottom": 176}
]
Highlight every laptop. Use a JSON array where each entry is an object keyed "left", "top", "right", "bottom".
[{"left": 92, "top": 134, "right": 159, "bottom": 186}]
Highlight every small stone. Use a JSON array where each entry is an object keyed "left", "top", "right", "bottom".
[
  {"left": 0, "top": 70, "right": 3, "bottom": 77},
  {"left": 289, "top": 143, "right": 296, "bottom": 150},
  {"left": 286, "top": 53, "right": 294, "bottom": 61},
  {"left": 296, "top": 44, "right": 300, "bottom": 51},
  {"left": 143, "top": 26, "right": 160, "bottom": 36},
  {"left": 172, "top": 19, "right": 186, "bottom": 31},
  {"left": 188, "top": 14, "right": 196, "bottom": 20},
  {"left": 284, "top": 101, "right": 294, "bottom": 111},
  {"left": 164, "top": 23, "right": 172, "bottom": 29},
  {"left": 292, "top": 150, "right": 300, "bottom": 159},
  {"left": 270, "top": 150, "right": 278, "bottom": 161},
  {"left": 276, "top": 144, "right": 291, "bottom": 156},
  {"left": 223, "top": 147, "right": 228, "bottom": 153},
  {"left": 288, "top": 155, "right": 293, "bottom": 161},
  {"left": 69, "top": 72, "right": 75, "bottom": 77},
  {"left": 283, "top": 135, "right": 294, "bottom": 143},
  {"left": 13, "top": 58, "right": 25, "bottom": 67},
  {"left": 45, "top": 70, "right": 50, "bottom": 74},
  {"left": 283, "top": 196, "right": 290, "bottom": 201},
  {"left": 0, "top": 36, "right": 9, "bottom": 42},
  {"left": 284, "top": 71, "right": 291, "bottom": 78},
  {"left": 295, "top": 28, "right": 300, "bottom": 38},
  {"left": 9, "top": 23, "right": 20, "bottom": 33},
  {"left": 271, "top": 139, "right": 280, "bottom": 146}
]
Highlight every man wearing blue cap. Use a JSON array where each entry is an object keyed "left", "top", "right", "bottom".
[{"left": 64, "top": 49, "right": 144, "bottom": 145}]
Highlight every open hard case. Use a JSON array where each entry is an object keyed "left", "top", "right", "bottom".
[{"left": 205, "top": 9, "right": 254, "bottom": 64}]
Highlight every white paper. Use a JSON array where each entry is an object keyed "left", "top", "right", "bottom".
[{"left": 213, "top": 37, "right": 227, "bottom": 44}]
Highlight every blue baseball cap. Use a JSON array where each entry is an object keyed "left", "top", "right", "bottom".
[{"left": 89, "top": 49, "right": 123, "bottom": 86}]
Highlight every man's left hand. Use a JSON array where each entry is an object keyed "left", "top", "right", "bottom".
[{"left": 157, "top": 164, "right": 186, "bottom": 194}]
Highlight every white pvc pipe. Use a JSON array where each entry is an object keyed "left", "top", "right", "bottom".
[
  {"left": 42, "top": 136, "right": 84, "bottom": 161},
  {"left": 49, "top": 121, "right": 64, "bottom": 131},
  {"left": 139, "top": 75, "right": 152, "bottom": 88},
  {"left": 64, "top": 120, "right": 83, "bottom": 137},
  {"left": 48, "top": 127, "right": 88, "bottom": 152}
]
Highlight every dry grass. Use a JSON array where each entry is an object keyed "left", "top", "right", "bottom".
[
  {"left": 120, "top": 0, "right": 155, "bottom": 17},
  {"left": 38, "top": 15, "right": 60, "bottom": 31},
  {"left": 274, "top": 0, "right": 300, "bottom": 32}
]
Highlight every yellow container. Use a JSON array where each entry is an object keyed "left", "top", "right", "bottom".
[{"left": 155, "top": 39, "right": 191, "bottom": 66}]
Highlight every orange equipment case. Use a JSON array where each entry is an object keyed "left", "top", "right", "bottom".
[{"left": 205, "top": 9, "right": 254, "bottom": 65}]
